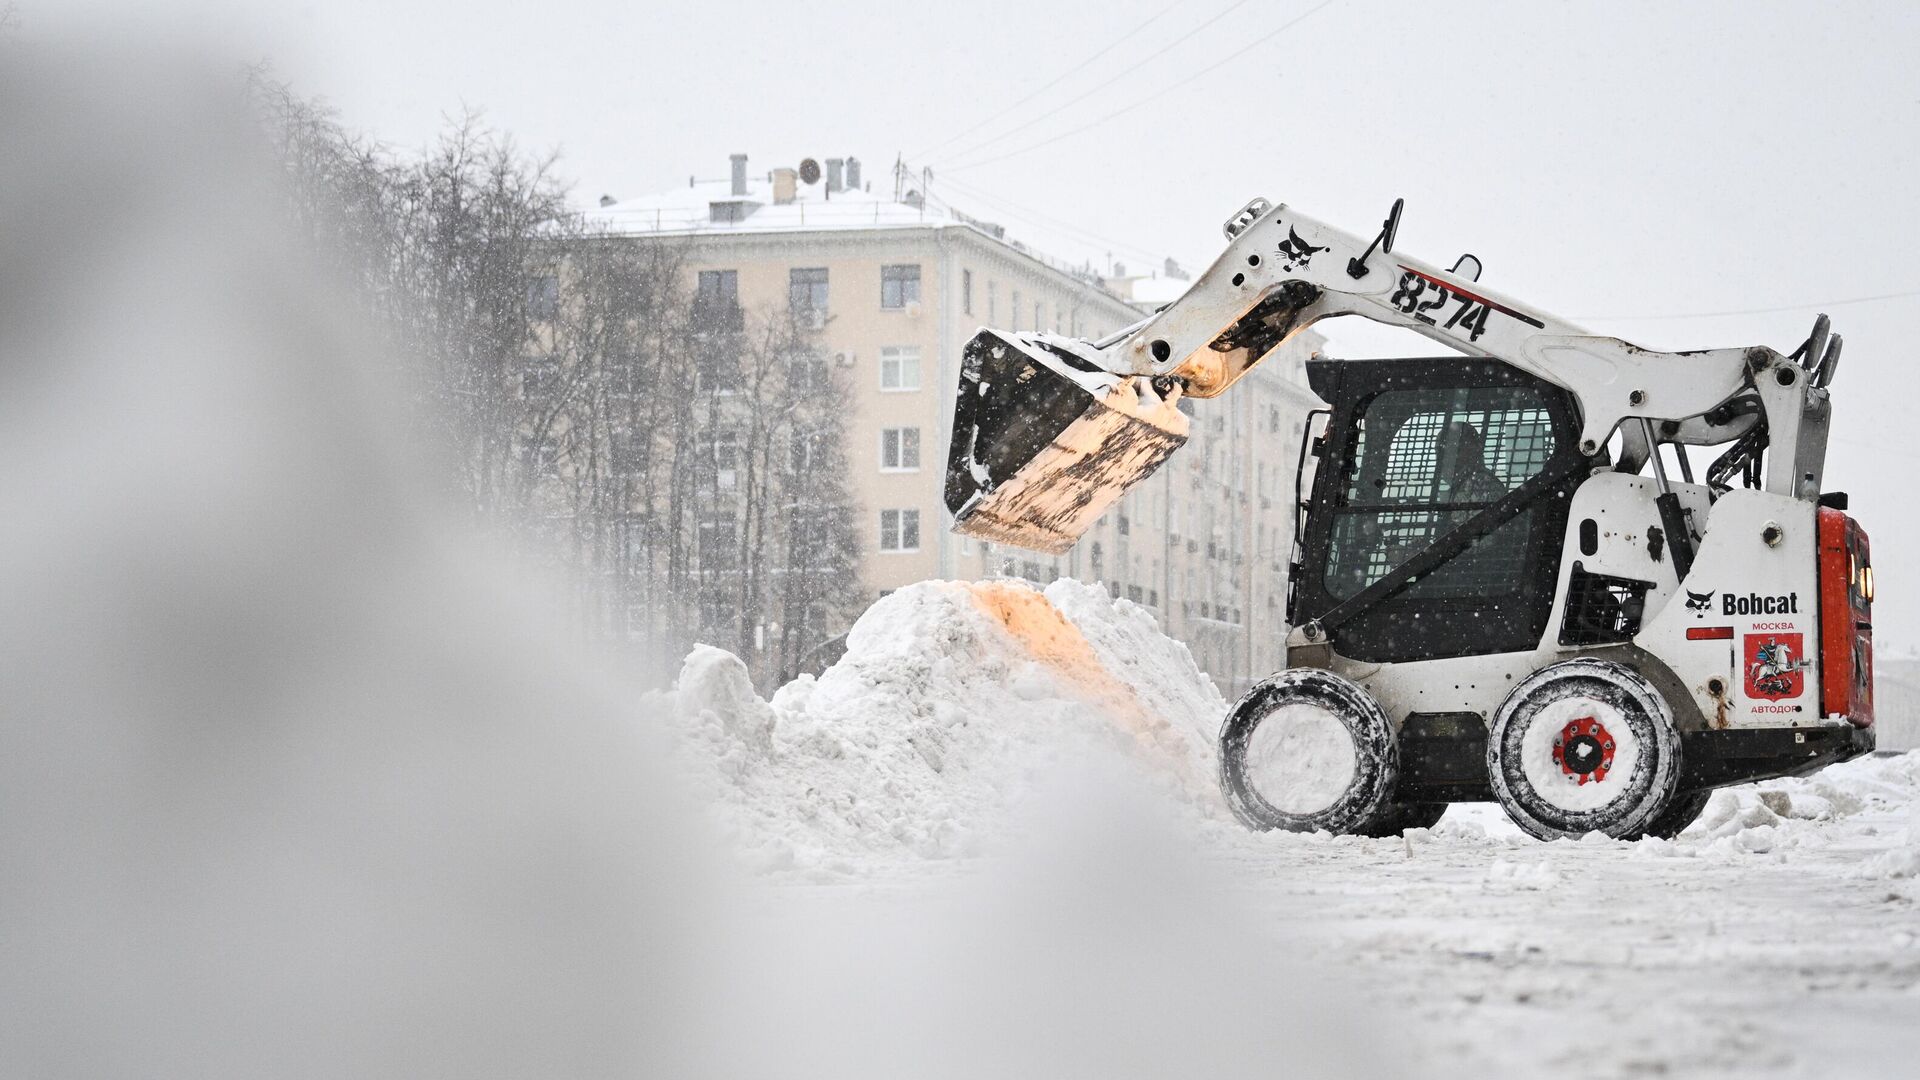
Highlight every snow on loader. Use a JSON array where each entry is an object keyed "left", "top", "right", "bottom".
[{"left": 945, "top": 197, "right": 1874, "bottom": 840}]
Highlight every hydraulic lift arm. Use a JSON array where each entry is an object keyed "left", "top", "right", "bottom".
[{"left": 946, "top": 199, "right": 1836, "bottom": 555}]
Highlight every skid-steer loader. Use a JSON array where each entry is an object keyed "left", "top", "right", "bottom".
[{"left": 945, "top": 198, "right": 1874, "bottom": 840}]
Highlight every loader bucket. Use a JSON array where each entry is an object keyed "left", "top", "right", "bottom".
[{"left": 945, "top": 329, "right": 1189, "bottom": 555}]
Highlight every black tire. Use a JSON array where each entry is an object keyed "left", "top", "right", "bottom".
[
  {"left": 1632, "top": 789, "right": 1712, "bottom": 840},
  {"left": 1220, "top": 668, "right": 1398, "bottom": 835},
  {"left": 1487, "top": 659, "right": 1682, "bottom": 840}
]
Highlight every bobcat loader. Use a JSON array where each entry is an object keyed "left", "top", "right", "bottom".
[{"left": 945, "top": 198, "right": 1874, "bottom": 840}]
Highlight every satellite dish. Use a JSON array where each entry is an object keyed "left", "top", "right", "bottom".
[{"left": 798, "top": 158, "right": 821, "bottom": 185}]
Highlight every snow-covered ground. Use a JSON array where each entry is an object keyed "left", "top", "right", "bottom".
[
  {"left": 1216, "top": 765, "right": 1920, "bottom": 1079},
  {"left": 672, "top": 581, "right": 1920, "bottom": 1078}
]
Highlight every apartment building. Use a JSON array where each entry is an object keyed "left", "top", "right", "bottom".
[{"left": 587, "top": 153, "right": 1323, "bottom": 694}]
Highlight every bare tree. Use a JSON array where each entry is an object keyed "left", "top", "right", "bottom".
[
  {"left": 772, "top": 346, "right": 862, "bottom": 682},
  {"left": 250, "top": 76, "right": 862, "bottom": 682}
]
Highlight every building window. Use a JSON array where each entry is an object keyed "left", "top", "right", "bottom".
[
  {"left": 527, "top": 274, "right": 559, "bottom": 319},
  {"left": 713, "top": 431, "right": 739, "bottom": 490},
  {"left": 607, "top": 352, "right": 645, "bottom": 398},
  {"left": 1035, "top": 301, "right": 1043, "bottom": 332},
  {"left": 880, "top": 427, "right": 921, "bottom": 471},
  {"left": 879, "top": 508, "right": 921, "bottom": 552},
  {"left": 611, "top": 429, "right": 647, "bottom": 474},
  {"left": 988, "top": 280, "right": 998, "bottom": 322},
  {"left": 521, "top": 359, "right": 560, "bottom": 407},
  {"left": 697, "top": 269, "right": 738, "bottom": 303},
  {"left": 787, "top": 348, "right": 829, "bottom": 391},
  {"left": 1011, "top": 290, "right": 1022, "bottom": 331},
  {"left": 962, "top": 269, "right": 974, "bottom": 315},
  {"left": 698, "top": 513, "right": 737, "bottom": 570},
  {"left": 1090, "top": 541, "right": 1104, "bottom": 579},
  {"left": 790, "top": 428, "right": 827, "bottom": 472},
  {"left": 789, "top": 267, "right": 829, "bottom": 312},
  {"left": 879, "top": 346, "right": 921, "bottom": 391},
  {"left": 881, "top": 264, "right": 921, "bottom": 309},
  {"left": 695, "top": 355, "right": 739, "bottom": 395}
]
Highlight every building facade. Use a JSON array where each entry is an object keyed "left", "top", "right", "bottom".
[{"left": 588, "top": 154, "right": 1324, "bottom": 695}]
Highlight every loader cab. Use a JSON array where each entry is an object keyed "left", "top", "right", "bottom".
[{"left": 1290, "top": 357, "right": 1587, "bottom": 664}]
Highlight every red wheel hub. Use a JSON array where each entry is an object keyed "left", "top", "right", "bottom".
[{"left": 1552, "top": 716, "right": 1615, "bottom": 784}]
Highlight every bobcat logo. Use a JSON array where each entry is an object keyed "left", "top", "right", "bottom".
[
  {"left": 1277, "top": 226, "right": 1326, "bottom": 272},
  {"left": 1685, "top": 589, "right": 1714, "bottom": 615}
]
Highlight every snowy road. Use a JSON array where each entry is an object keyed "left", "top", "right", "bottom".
[
  {"left": 746, "top": 773, "right": 1920, "bottom": 1080},
  {"left": 1218, "top": 790, "right": 1920, "bottom": 1079}
]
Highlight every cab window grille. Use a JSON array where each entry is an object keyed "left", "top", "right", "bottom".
[
  {"left": 1324, "top": 385, "right": 1557, "bottom": 599},
  {"left": 1559, "top": 563, "right": 1654, "bottom": 646}
]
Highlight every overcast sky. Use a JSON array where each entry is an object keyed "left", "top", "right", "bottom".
[{"left": 29, "top": 0, "right": 1920, "bottom": 646}]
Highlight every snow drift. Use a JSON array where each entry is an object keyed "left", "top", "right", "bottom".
[{"left": 667, "top": 579, "right": 1230, "bottom": 871}]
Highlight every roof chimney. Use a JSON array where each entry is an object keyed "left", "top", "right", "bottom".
[
  {"left": 772, "top": 167, "right": 797, "bottom": 206},
  {"left": 825, "top": 157, "right": 844, "bottom": 194},
  {"left": 729, "top": 153, "right": 748, "bottom": 197},
  {"left": 845, "top": 156, "right": 861, "bottom": 191}
]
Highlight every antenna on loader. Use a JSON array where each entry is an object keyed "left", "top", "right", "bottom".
[{"left": 1346, "top": 197, "right": 1404, "bottom": 279}]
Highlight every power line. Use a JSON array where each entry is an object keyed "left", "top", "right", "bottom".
[
  {"left": 933, "top": 0, "right": 1260, "bottom": 167},
  {"left": 1569, "top": 287, "right": 1920, "bottom": 322},
  {"left": 925, "top": 169, "right": 1173, "bottom": 266},
  {"left": 943, "top": 0, "right": 1343, "bottom": 175},
  {"left": 910, "top": 0, "right": 1189, "bottom": 162}
]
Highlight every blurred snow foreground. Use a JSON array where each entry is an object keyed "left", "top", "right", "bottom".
[{"left": 0, "top": 47, "right": 1383, "bottom": 1080}]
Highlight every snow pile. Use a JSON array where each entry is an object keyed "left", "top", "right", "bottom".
[
  {"left": 666, "top": 579, "right": 1229, "bottom": 872},
  {"left": 1682, "top": 750, "right": 1920, "bottom": 860}
]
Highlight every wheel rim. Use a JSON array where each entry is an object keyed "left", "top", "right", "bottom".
[
  {"left": 1517, "top": 694, "right": 1642, "bottom": 813},
  {"left": 1242, "top": 702, "right": 1358, "bottom": 815},
  {"left": 1551, "top": 716, "right": 1616, "bottom": 784}
]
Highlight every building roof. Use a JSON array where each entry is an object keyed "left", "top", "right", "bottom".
[
  {"left": 1104, "top": 272, "right": 1195, "bottom": 310},
  {"left": 586, "top": 175, "right": 952, "bottom": 237},
  {"left": 580, "top": 164, "right": 1133, "bottom": 299}
]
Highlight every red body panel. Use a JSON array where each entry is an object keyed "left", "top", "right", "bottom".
[{"left": 1817, "top": 508, "right": 1874, "bottom": 726}]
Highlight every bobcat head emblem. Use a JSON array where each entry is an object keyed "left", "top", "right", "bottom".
[{"left": 1276, "top": 227, "right": 1326, "bottom": 272}]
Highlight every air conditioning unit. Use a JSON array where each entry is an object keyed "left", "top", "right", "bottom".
[
  {"left": 904, "top": 299, "right": 923, "bottom": 319},
  {"left": 834, "top": 349, "right": 856, "bottom": 367}
]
